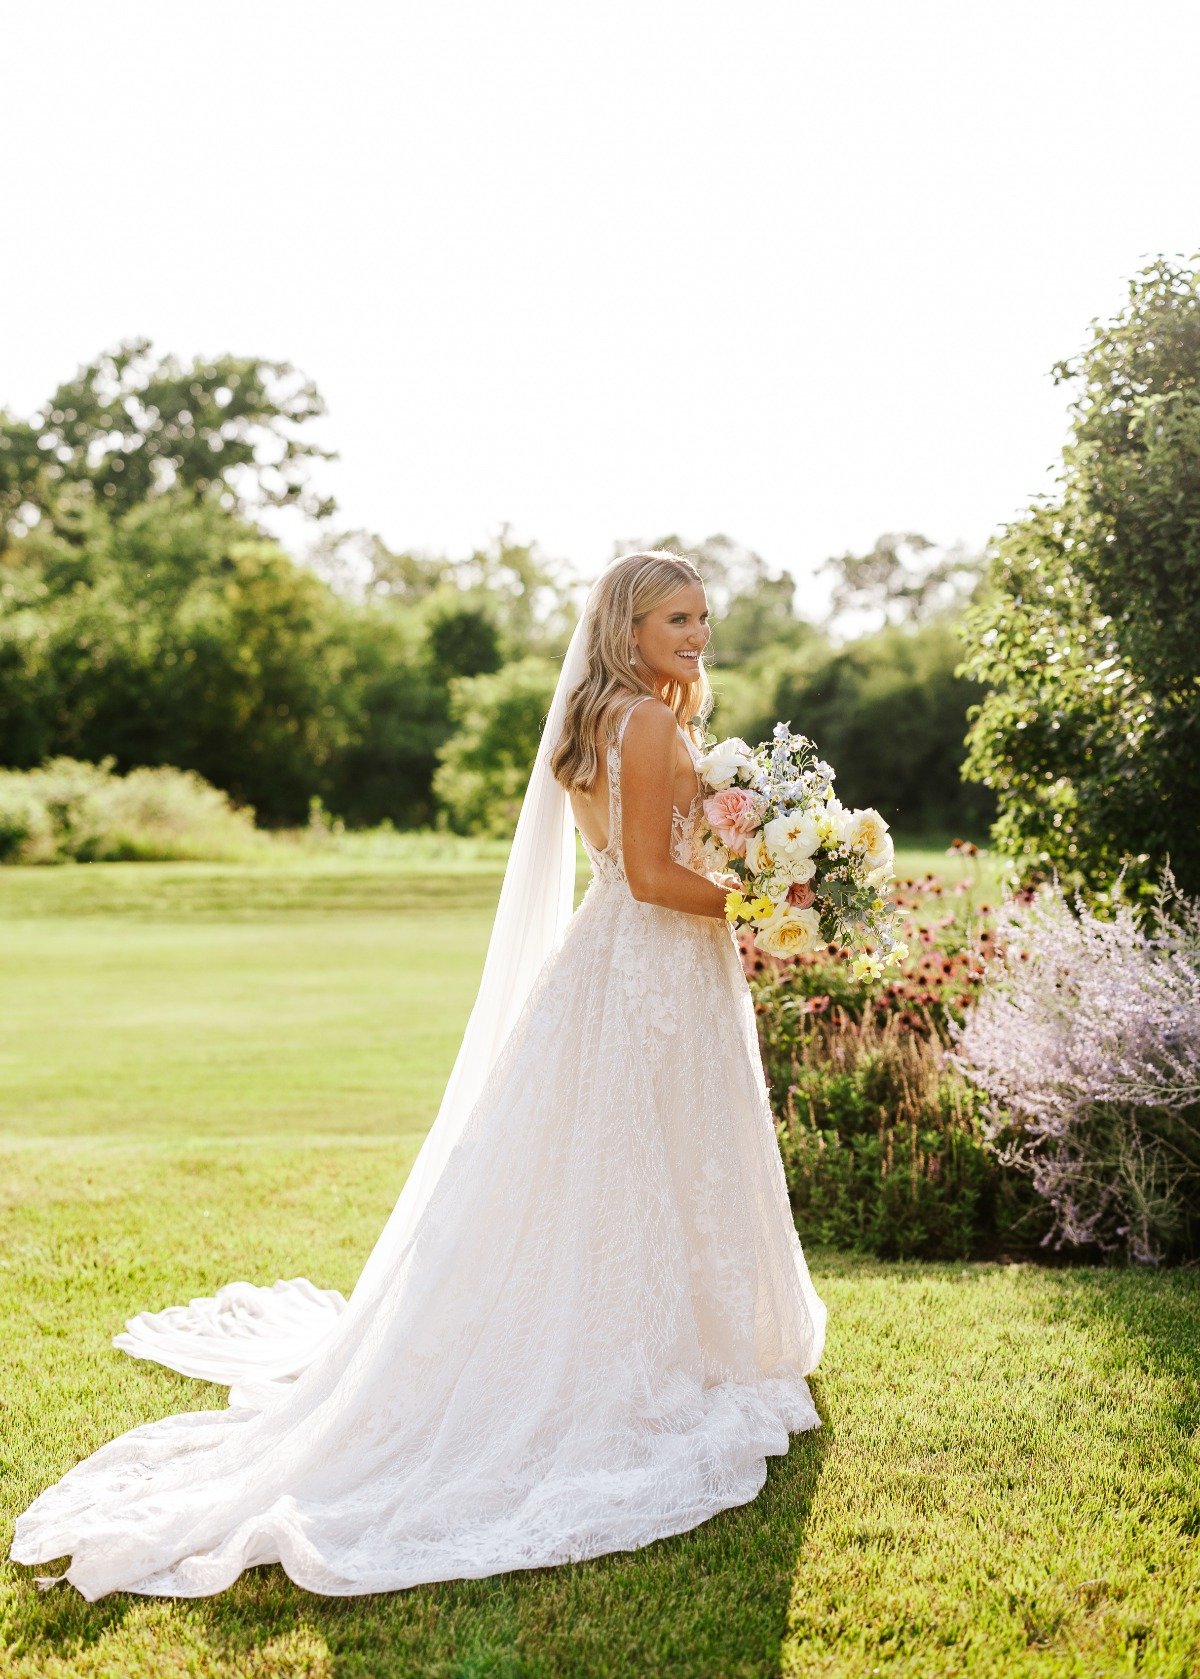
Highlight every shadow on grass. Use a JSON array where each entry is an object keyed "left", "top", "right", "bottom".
[
  {"left": 7, "top": 1391, "right": 829, "bottom": 1679},
  {"left": 1046, "top": 1262, "right": 1200, "bottom": 1435}
]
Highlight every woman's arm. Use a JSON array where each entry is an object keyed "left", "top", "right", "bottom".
[{"left": 620, "top": 700, "right": 730, "bottom": 919}]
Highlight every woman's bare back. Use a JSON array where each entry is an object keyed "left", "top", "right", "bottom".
[{"left": 569, "top": 696, "right": 701, "bottom": 855}]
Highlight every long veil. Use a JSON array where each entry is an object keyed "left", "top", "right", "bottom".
[{"left": 115, "top": 577, "right": 599, "bottom": 1401}]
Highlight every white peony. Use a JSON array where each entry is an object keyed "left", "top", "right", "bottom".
[
  {"left": 700, "top": 833, "right": 730, "bottom": 872},
  {"left": 763, "top": 810, "right": 821, "bottom": 878},
  {"left": 696, "top": 737, "right": 755, "bottom": 791},
  {"left": 743, "top": 827, "right": 773, "bottom": 877},
  {"left": 819, "top": 796, "right": 853, "bottom": 846},
  {"left": 845, "top": 808, "right": 893, "bottom": 873},
  {"left": 753, "top": 903, "right": 824, "bottom": 959}
]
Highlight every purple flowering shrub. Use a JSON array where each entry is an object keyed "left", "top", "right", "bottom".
[{"left": 951, "top": 871, "right": 1200, "bottom": 1264}]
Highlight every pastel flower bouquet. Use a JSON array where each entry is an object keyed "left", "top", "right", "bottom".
[{"left": 696, "top": 722, "right": 906, "bottom": 978}]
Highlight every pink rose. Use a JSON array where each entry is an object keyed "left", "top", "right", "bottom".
[
  {"left": 703, "top": 788, "right": 764, "bottom": 855},
  {"left": 786, "top": 879, "right": 816, "bottom": 909}
]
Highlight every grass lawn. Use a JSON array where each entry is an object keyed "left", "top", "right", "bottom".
[{"left": 1, "top": 847, "right": 1196, "bottom": 1678}]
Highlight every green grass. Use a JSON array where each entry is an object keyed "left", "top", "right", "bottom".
[{"left": 2, "top": 850, "right": 1196, "bottom": 1677}]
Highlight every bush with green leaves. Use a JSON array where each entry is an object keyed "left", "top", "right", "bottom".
[
  {"left": 0, "top": 758, "right": 264, "bottom": 863},
  {"left": 960, "top": 254, "right": 1200, "bottom": 895},
  {"left": 763, "top": 1008, "right": 1047, "bottom": 1260},
  {"left": 745, "top": 868, "right": 1049, "bottom": 1259},
  {"left": 730, "top": 619, "right": 994, "bottom": 838},
  {"left": 432, "top": 657, "right": 558, "bottom": 836}
]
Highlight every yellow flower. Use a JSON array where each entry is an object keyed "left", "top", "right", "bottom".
[{"left": 724, "top": 890, "right": 752, "bottom": 923}]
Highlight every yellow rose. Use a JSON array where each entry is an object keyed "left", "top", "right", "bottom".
[
  {"left": 846, "top": 808, "right": 893, "bottom": 873},
  {"left": 753, "top": 904, "right": 823, "bottom": 959}
]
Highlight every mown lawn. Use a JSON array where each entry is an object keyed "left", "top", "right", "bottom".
[{"left": 2, "top": 849, "right": 1196, "bottom": 1678}]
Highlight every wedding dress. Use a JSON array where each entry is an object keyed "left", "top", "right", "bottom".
[{"left": 11, "top": 615, "right": 827, "bottom": 1601}]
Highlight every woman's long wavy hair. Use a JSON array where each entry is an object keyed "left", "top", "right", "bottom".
[{"left": 550, "top": 550, "right": 713, "bottom": 794}]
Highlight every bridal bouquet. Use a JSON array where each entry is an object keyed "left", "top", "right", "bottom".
[{"left": 696, "top": 723, "right": 906, "bottom": 977}]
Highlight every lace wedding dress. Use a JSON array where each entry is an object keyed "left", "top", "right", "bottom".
[{"left": 11, "top": 696, "right": 827, "bottom": 1601}]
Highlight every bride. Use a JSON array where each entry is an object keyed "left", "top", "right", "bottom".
[{"left": 10, "top": 549, "right": 827, "bottom": 1601}]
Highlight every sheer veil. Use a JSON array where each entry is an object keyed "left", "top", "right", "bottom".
[
  {"left": 114, "top": 573, "right": 600, "bottom": 1397},
  {"left": 347, "top": 576, "right": 596, "bottom": 1298}
]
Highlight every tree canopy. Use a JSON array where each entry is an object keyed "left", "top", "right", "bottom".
[
  {"left": 960, "top": 254, "right": 1200, "bottom": 893},
  {"left": 0, "top": 339, "right": 335, "bottom": 548}
]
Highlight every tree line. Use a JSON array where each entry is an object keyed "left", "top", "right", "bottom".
[
  {"left": 5, "top": 252, "right": 1196, "bottom": 888},
  {"left": 0, "top": 342, "right": 991, "bottom": 836}
]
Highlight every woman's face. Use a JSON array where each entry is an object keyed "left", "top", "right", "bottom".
[{"left": 631, "top": 581, "right": 711, "bottom": 685}]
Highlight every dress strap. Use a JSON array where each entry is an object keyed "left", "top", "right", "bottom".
[
  {"left": 613, "top": 693, "right": 655, "bottom": 750},
  {"left": 605, "top": 695, "right": 655, "bottom": 859}
]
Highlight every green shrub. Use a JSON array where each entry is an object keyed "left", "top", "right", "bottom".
[
  {"left": 745, "top": 870, "right": 1052, "bottom": 1260},
  {"left": 0, "top": 759, "right": 265, "bottom": 863},
  {"left": 0, "top": 779, "right": 54, "bottom": 863},
  {"left": 432, "top": 657, "right": 558, "bottom": 836},
  {"left": 765, "top": 1009, "right": 1050, "bottom": 1260}
]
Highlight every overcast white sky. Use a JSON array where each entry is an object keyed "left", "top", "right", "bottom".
[{"left": 4, "top": 1, "right": 1198, "bottom": 593}]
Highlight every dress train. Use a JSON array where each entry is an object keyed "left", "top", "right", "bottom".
[{"left": 11, "top": 699, "right": 827, "bottom": 1599}]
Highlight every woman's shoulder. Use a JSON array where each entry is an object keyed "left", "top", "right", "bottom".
[{"left": 615, "top": 692, "right": 678, "bottom": 748}]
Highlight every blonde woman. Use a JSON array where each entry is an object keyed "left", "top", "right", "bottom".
[{"left": 12, "top": 550, "right": 827, "bottom": 1601}]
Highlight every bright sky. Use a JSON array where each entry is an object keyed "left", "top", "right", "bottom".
[{"left": 5, "top": 2, "right": 1198, "bottom": 593}]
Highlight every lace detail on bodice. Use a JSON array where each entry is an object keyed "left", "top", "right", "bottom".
[{"left": 580, "top": 698, "right": 706, "bottom": 888}]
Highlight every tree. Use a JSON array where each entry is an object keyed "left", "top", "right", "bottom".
[
  {"left": 0, "top": 495, "right": 355, "bottom": 822},
  {"left": 820, "top": 533, "right": 985, "bottom": 636},
  {"left": 425, "top": 599, "right": 503, "bottom": 680},
  {"left": 432, "top": 658, "right": 559, "bottom": 835},
  {"left": 960, "top": 254, "right": 1200, "bottom": 893},
  {"left": 322, "top": 603, "right": 454, "bottom": 828},
  {"left": 733, "top": 620, "right": 994, "bottom": 837},
  {"left": 0, "top": 339, "right": 335, "bottom": 548}
]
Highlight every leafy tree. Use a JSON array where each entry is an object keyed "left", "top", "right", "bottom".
[
  {"left": 961, "top": 255, "right": 1200, "bottom": 893},
  {"left": 0, "top": 339, "right": 334, "bottom": 547},
  {"left": 735, "top": 620, "right": 994, "bottom": 837},
  {"left": 0, "top": 496, "right": 355, "bottom": 822},
  {"left": 323, "top": 593, "right": 506, "bottom": 827},
  {"left": 425, "top": 599, "right": 503, "bottom": 680},
  {"left": 821, "top": 533, "right": 985, "bottom": 635},
  {"left": 305, "top": 528, "right": 462, "bottom": 600},
  {"left": 432, "top": 658, "right": 559, "bottom": 835},
  {"left": 322, "top": 604, "right": 453, "bottom": 828}
]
